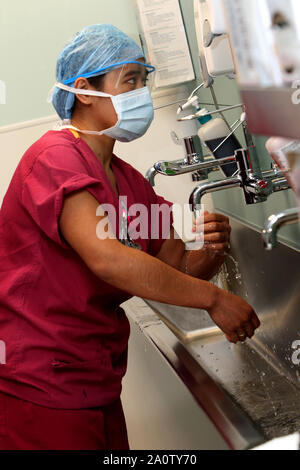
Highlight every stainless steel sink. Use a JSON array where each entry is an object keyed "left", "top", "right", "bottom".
[
  {"left": 143, "top": 218, "right": 300, "bottom": 442},
  {"left": 187, "top": 332, "right": 300, "bottom": 441},
  {"left": 144, "top": 300, "right": 221, "bottom": 342}
]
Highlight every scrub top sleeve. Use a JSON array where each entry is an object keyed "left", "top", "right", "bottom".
[
  {"left": 21, "top": 145, "right": 104, "bottom": 248},
  {"left": 145, "top": 182, "right": 174, "bottom": 257}
]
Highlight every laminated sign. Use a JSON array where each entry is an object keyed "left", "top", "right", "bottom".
[{"left": 135, "top": 0, "right": 195, "bottom": 88}]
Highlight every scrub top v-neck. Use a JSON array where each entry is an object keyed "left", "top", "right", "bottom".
[
  {"left": 0, "top": 128, "right": 173, "bottom": 409},
  {"left": 70, "top": 128, "right": 120, "bottom": 199}
]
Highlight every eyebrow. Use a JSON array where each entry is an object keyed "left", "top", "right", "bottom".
[{"left": 123, "top": 69, "right": 149, "bottom": 79}]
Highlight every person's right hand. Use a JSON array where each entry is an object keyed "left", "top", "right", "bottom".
[{"left": 207, "top": 288, "right": 260, "bottom": 343}]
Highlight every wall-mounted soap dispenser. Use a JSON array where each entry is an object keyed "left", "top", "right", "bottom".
[{"left": 194, "top": 0, "right": 235, "bottom": 85}]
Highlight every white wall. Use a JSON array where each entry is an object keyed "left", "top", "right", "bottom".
[
  {"left": 0, "top": 0, "right": 140, "bottom": 127},
  {"left": 0, "top": 117, "right": 57, "bottom": 202}
]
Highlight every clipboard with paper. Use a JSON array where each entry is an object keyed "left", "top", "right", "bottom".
[{"left": 134, "top": 0, "right": 195, "bottom": 89}]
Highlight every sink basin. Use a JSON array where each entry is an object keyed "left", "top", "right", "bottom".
[
  {"left": 144, "top": 300, "right": 222, "bottom": 342},
  {"left": 143, "top": 218, "right": 300, "bottom": 442},
  {"left": 143, "top": 299, "right": 300, "bottom": 441}
]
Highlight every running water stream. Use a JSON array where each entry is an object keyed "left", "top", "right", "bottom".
[
  {"left": 208, "top": 253, "right": 300, "bottom": 438},
  {"left": 212, "top": 253, "right": 245, "bottom": 293}
]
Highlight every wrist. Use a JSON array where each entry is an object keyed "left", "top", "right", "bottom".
[{"left": 200, "top": 282, "right": 221, "bottom": 311}]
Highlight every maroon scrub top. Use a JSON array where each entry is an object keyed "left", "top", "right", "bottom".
[{"left": 0, "top": 130, "right": 173, "bottom": 409}]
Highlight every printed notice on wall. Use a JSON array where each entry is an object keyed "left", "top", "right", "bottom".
[{"left": 135, "top": 0, "right": 195, "bottom": 88}]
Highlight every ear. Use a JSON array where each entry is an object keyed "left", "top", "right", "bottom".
[{"left": 73, "top": 77, "right": 94, "bottom": 105}]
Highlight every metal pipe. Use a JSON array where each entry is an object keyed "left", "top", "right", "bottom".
[
  {"left": 155, "top": 100, "right": 232, "bottom": 111},
  {"left": 212, "top": 118, "right": 243, "bottom": 154},
  {"left": 177, "top": 103, "right": 244, "bottom": 122},
  {"left": 154, "top": 99, "right": 187, "bottom": 111},
  {"left": 188, "top": 82, "right": 205, "bottom": 101},
  {"left": 262, "top": 208, "right": 299, "bottom": 251},
  {"left": 271, "top": 177, "right": 290, "bottom": 193},
  {"left": 189, "top": 177, "right": 241, "bottom": 211},
  {"left": 145, "top": 166, "right": 158, "bottom": 187},
  {"left": 210, "top": 85, "right": 232, "bottom": 131},
  {"left": 146, "top": 157, "right": 196, "bottom": 186},
  {"left": 154, "top": 156, "right": 236, "bottom": 176}
]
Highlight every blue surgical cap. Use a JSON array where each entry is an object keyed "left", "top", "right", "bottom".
[{"left": 52, "top": 24, "right": 148, "bottom": 120}]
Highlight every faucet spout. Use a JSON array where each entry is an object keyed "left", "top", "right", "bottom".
[
  {"left": 262, "top": 208, "right": 299, "bottom": 251},
  {"left": 189, "top": 177, "right": 241, "bottom": 211},
  {"left": 145, "top": 166, "right": 159, "bottom": 187},
  {"left": 146, "top": 155, "right": 236, "bottom": 186}
]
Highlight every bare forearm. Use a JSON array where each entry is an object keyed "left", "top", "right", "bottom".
[
  {"left": 179, "top": 249, "right": 225, "bottom": 281},
  {"left": 97, "top": 243, "right": 219, "bottom": 311},
  {"left": 60, "top": 192, "right": 260, "bottom": 343}
]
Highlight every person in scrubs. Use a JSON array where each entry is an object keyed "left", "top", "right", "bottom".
[{"left": 0, "top": 24, "right": 260, "bottom": 450}]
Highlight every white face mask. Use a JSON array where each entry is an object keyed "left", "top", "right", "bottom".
[{"left": 48, "top": 83, "right": 154, "bottom": 143}]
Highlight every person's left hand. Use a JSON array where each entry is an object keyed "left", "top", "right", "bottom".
[{"left": 192, "top": 211, "right": 231, "bottom": 255}]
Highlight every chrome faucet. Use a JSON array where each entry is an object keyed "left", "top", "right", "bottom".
[
  {"left": 262, "top": 208, "right": 299, "bottom": 251},
  {"left": 189, "top": 148, "right": 290, "bottom": 211},
  {"left": 154, "top": 155, "right": 236, "bottom": 177},
  {"left": 146, "top": 134, "right": 226, "bottom": 187},
  {"left": 189, "top": 176, "right": 241, "bottom": 211},
  {"left": 145, "top": 165, "right": 159, "bottom": 187}
]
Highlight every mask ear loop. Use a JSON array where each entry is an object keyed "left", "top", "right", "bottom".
[
  {"left": 48, "top": 82, "right": 113, "bottom": 100},
  {"left": 47, "top": 82, "right": 118, "bottom": 135},
  {"left": 47, "top": 83, "right": 57, "bottom": 103}
]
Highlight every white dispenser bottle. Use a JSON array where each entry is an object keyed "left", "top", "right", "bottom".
[{"left": 197, "top": 113, "right": 240, "bottom": 177}]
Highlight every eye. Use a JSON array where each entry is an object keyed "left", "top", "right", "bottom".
[
  {"left": 125, "top": 74, "right": 148, "bottom": 87},
  {"left": 127, "top": 77, "right": 137, "bottom": 85}
]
